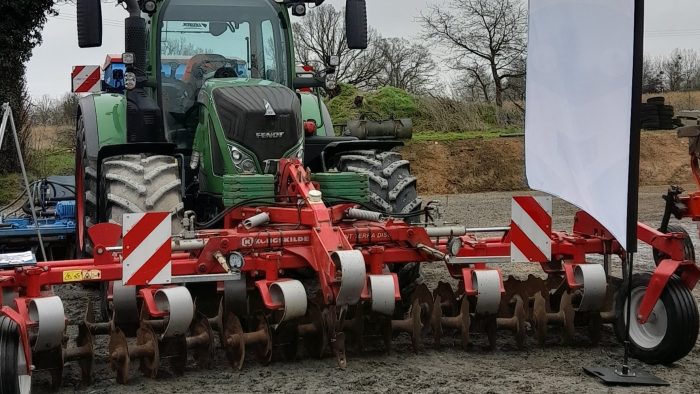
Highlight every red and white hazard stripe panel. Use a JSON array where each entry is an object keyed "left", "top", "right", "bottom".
[
  {"left": 510, "top": 196, "right": 552, "bottom": 263},
  {"left": 71, "top": 65, "right": 101, "bottom": 93},
  {"left": 122, "top": 212, "right": 172, "bottom": 286}
]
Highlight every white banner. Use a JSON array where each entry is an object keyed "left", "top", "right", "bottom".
[{"left": 525, "top": 0, "right": 638, "bottom": 250}]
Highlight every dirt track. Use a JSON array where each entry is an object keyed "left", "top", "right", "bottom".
[{"left": 39, "top": 185, "right": 700, "bottom": 393}]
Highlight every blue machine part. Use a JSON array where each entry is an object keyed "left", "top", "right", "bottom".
[
  {"left": 0, "top": 217, "right": 76, "bottom": 238},
  {"left": 104, "top": 62, "right": 126, "bottom": 92},
  {"left": 55, "top": 200, "right": 76, "bottom": 220}
]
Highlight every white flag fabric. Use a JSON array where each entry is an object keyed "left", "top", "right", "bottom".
[{"left": 525, "top": 0, "right": 637, "bottom": 250}]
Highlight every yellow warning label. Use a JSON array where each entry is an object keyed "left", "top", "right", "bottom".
[{"left": 63, "top": 270, "right": 102, "bottom": 282}]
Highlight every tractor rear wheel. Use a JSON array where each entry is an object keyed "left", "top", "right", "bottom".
[
  {"left": 0, "top": 316, "right": 30, "bottom": 394},
  {"left": 98, "top": 154, "right": 185, "bottom": 321},
  {"left": 336, "top": 149, "right": 423, "bottom": 306},
  {"left": 615, "top": 273, "right": 699, "bottom": 364}
]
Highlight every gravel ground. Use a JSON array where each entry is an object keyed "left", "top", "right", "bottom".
[{"left": 35, "top": 185, "right": 700, "bottom": 393}]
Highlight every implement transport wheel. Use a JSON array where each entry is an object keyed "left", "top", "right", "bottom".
[
  {"left": 336, "top": 150, "right": 423, "bottom": 308},
  {"left": 0, "top": 316, "right": 30, "bottom": 394},
  {"left": 615, "top": 273, "right": 699, "bottom": 364}
]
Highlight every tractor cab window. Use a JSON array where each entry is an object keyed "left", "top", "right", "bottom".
[{"left": 158, "top": 0, "right": 289, "bottom": 138}]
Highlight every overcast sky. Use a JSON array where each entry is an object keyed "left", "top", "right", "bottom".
[{"left": 25, "top": 0, "right": 700, "bottom": 98}]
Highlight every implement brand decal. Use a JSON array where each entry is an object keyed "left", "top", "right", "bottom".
[{"left": 241, "top": 235, "right": 310, "bottom": 247}]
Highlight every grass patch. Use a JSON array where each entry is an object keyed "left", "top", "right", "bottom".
[
  {"left": 0, "top": 174, "right": 22, "bottom": 207},
  {"left": 0, "top": 149, "right": 74, "bottom": 206},
  {"left": 412, "top": 129, "right": 523, "bottom": 142},
  {"left": 30, "top": 148, "right": 75, "bottom": 178}
]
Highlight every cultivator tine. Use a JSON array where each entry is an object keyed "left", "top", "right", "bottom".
[{"left": 328, "top": 305, "right": 348, "bottom": 370}]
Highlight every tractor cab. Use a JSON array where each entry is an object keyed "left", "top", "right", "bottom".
[{"left": 154, "top": 0, "right": 296, "bottom": 157}]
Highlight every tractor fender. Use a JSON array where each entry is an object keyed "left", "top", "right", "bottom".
[
  {"left": 77, "top": 93, "right": 128, "bottom": 162},
  {"left": 304, "top": 138, "right": 404, "bottom": 172}
]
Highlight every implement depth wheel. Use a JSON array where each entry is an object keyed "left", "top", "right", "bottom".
[
  {"left": 615, "top": 273, "right": 699, "bottom": 364},
  {"left": 0, "top": 316, "right": 31, "bottom": 394}
]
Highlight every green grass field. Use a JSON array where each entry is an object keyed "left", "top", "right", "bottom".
[
  {"left": 412, "top": 128, "right": 523, "bottom": 142},
  {"left": 0, "top": 148, "right": 74, "bottom": 206}
]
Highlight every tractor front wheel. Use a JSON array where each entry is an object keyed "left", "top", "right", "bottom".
[{"left": 615, "top": 273, "right": 699, "bottom": 364}]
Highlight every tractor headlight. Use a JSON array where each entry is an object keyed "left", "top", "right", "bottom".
[
  {"left": 124, "top": 72, "right": 136, "bottom": 90},
  {"left": 228, "top": 145, "right": 257, "bottom": 173}
]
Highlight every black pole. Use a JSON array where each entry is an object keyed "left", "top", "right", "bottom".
[
  {"left": 622, "top": 252, "right": 634, "bottom": 376},
  {"left": 625, "top": 0, "right": 644, "bottom": 253}
]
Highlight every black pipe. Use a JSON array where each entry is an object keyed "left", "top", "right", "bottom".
[{"left": 124, "top": 0, "right": 147, "bottom": 78}]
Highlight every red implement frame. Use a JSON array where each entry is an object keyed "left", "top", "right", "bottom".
[{"left": 1, "top": 158, "right": 699, "bottom": 375}]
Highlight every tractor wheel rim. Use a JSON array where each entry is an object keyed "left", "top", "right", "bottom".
[{"left": 625, "top": 287, "right": 667, "bottom": 349}]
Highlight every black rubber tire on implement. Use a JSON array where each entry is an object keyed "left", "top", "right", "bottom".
[
  {"left": 98, "top": 154, "right": 185, "bottom": 321},
  {"left": 336, "top": 150, "right": 423, "bottom": 301},
  {"left": 614, "top": 273, "right": 699, "bottom": 364},
  {"left": 0, "top": 316, "right": 26, "bottom": 394},
  {"left": 652, "top": 224, "right": 695, "bottom": 266}
]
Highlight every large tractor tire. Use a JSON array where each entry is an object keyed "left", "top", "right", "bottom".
[
  {"left": 0, "top": 316, "right": 30, "bottom": 394},
  {"left": 336, "top": 149, "right": 423, "bottom": 306},
  {"left": 615, "top": 273, "right": 699, "bottom": 364},
  {"left": 98, "top": 154, "right": 185, "bottom": 322},
  {"left": 99, "top": 154, "right": 184, "bottom": 232}
]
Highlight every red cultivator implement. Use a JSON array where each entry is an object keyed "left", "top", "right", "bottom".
[{"left": 0, "top": 158, "right": 699, "bottom": 391}]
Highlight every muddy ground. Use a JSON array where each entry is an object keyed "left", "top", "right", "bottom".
[{"left": 38, "top": 185, "right": 700, "bottom": 393}]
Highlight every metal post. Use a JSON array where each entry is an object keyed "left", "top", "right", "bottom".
[{"left": 0, "top": 103, "right": 47, "bottom": 261}]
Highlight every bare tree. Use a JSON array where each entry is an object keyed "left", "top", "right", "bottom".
[
  {"left": 642, "top": 55, "right": 664, "bottom": 93},
  {"left": 373, "top": 38, "right": 436, "bottom": 94},
  {"left": 292, "top": 5, "right": 383, "bottom": 89},
  {"left": 421, "top": 0, "right": 527, "bottom": 107}
]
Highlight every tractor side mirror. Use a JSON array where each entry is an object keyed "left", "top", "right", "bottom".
[
  {"left": 76, "top": 0, "right": 103, "bottom": 48},
  {"left": 345, "top": 0, "right": 367, "bottom": 50}
]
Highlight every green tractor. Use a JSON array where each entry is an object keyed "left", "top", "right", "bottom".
[{"left": 73, "top": 0, "right": 420, "bottom": 292}]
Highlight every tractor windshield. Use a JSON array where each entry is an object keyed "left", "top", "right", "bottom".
[{"left": 158, "top": 0, "right": 289, "bottom": 136}]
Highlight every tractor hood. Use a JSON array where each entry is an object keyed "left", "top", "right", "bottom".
[{"left": 201, "top": 79, "right": 303, "bottom": 165}]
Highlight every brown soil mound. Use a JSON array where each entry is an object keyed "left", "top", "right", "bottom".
[{"left": 402, "top": 131, "right": 692, "bottom": 195}]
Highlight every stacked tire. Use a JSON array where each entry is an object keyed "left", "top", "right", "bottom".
[{"left": 642, "top": 97, "right": 675, "bottom": 130}]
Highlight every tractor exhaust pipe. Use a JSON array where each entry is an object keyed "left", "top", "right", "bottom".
[{"left": 124, "top": 0, "right": 146, "bottom": 79}]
